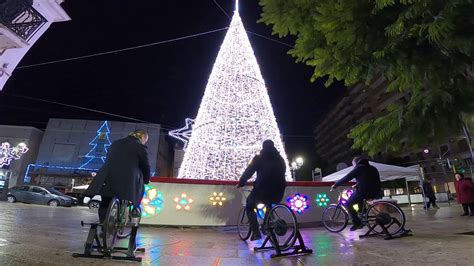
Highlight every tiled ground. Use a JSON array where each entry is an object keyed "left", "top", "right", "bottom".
[{"left": 0, "top": 201, "right": 472, "bottom": 265}]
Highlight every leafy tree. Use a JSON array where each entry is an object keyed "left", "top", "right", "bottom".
[{"left": 259, "top": 0, "right": 474, "bottom": 155}]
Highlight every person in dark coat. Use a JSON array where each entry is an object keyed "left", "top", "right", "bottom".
[
  {"left": 237, "top": 140, "right": 286, "bottom": 241},
  {"left": 85, "top": 129, "right": 151, "bottom": 223},
  {"left": 421, "top": 178, "right": 438, "bottom": 209},
  {"left": 331, "top": 156, "right": 382, "bottom": 231},
  {"left": 454, "top": 173, "right": 474, "bottom": 216}
]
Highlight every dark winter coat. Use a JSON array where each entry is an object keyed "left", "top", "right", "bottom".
[
  {"left": 238, "top": 146, "right": 286, "bottom": 203},
  {"left": 84, "top": 136, "right": 151, "bottom": 206},
  {"left": 454, "top": 178, "right": 474, "bottom": 204},
  {"left": 334, "top": 159, "right": 382, "bottom": 198},
  {"left": 422, "top": 181, "right": 436, "bottom": 198}
]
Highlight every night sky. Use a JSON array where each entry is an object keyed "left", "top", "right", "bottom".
[{"left": 0, "top": 1, "right": 345, "bottom": 179}]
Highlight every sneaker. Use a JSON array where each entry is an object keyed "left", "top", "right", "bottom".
[
  {"left": 350, "top": 224, "right": 364, "bottom": 231},
  {"left": 250, "top": 232, "right": 262, "bottom": 241},
  {"left": 461, "top": 213, "right": 469, "bottom": 216}
]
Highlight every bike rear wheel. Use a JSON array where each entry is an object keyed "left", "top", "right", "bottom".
[
  {"left": 117, "top": 204, "right": 132, "bottom": 239},
  {"left": 265, "top": 204, "right": 298, "bottom": 251},
  {"left": 322, "top": 204, "right": 349, "bottom": 233},
  {"left": 237, "top": 207, "right": 251, "bottom": 241},
  {"left": 102, "top": 198, "right": 120, "bottom": 252},
  {"left": 365, "top": 201, "right": 406, "bottom": 236}
]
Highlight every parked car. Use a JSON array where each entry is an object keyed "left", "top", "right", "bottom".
[
  {"left": 7, "top": 185, "right": 76, "bottom": 207},
  {"left": 83, "top": 195, "right": 101, "bottom": 209},
  {"left": 65, "top": 192, "right": 85, "bottom": 206}
]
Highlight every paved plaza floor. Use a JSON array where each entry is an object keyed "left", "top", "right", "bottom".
[{"left": 0, "top": 201, "right": 472, "bottom": 265}]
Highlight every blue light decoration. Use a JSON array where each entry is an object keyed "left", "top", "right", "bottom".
[
  {"left": 140, "top": 185, "right": 164, "bottom": 218},
  {"left": 79, "top": 121, "right": 111, "bottom": 169},
  {"left": 23, "top": 164, "right": 97, "bottom": 183},
  {"left": 255, "top": 203, "right": 267, "bottom": 219},
  {"left": 287, "top": 193, "right": 309, "bottom": 214}
]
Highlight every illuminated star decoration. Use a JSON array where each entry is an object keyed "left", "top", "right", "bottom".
[
  {"left": 174, "top": 3, "right": 292, "bottom": 181},
  {"left": 339, "top": 189, "right": 354, "bottom": 205},
  {"left": 140, "top": 185, "right": 164, "bottom": 218},
  {"left": 209, "top": 192, "right": 226, "bottom": 207},
  {"left": 169, "top": 118, "right": 194, "bottom": 150},
  {"left": 287, "top": 193, "right": 309, "bottom": 214},
  {"left": 316, "top": 193, "right": 330, "bottom": 207},
  {"left": 0, "top": 142, "right": 29, "bottom": 167},
  {"left": 174, "top": 193, "right": 193, "bottom": 211}
]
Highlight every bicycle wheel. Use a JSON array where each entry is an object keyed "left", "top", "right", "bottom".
[
  {"left": 237, "top": 207, "right": 251, "bottom": 241},
  {"left": 365, "top": 201, "right": 406, "bottom": 236},
  {"left": 322, "top": 204, "right": 349, "bottom": 232},
  {"left": 266, "top": 204, "right": 297, "bottom": 251},
  {"left": 102, "top": 198, "right": 120, "bottom": 251},
  {"left": 117, "top": 204, "right": 132, "bottom": 239}
]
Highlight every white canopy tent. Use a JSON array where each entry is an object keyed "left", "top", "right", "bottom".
[
  {"left": 322, "top": 161, "right": 420, "bottom": 182},
  {"left": 322, "top": 162, "right": 422, "bottom": 205}
]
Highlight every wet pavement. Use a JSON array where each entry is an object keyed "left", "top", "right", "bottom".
[{"left": 0, "top": 201, "right": 472, "bottom": 265}]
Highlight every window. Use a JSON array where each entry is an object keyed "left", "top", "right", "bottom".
[
  {"left": 396, "top": 188, "right": 404, "bottom": 195},
  {"left": 12, "top": 186, "right": 29, "bottom": 191},
  {"left": 439, "top": 145, "right": 449, "bottom": 156},
  {"left": 51, "top": 144, "right": 76, "bottom": 162},
  {"left": 32, "top": 187, "right": 46, "bottom": 194}
]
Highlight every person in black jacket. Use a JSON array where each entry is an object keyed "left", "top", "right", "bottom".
[
  {"left": 331, "top": 156, "right": 381, "bottom": 231},
  {"left": 421, "top": 177, "right": 439, "bottom": 209},
  {"left": 236, "top": 140, "right": 286, "bottom": 241},
  {"left": 85, "top": 129, "right": 151, "bottom": 223}
]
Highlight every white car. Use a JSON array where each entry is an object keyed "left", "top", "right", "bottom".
[{"left": 83, "top": 195, "right": 101, "bottom": 209}]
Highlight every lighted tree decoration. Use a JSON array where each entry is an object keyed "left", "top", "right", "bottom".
[
  {"left": 173, "top": 2, "right": 291, "bottom": 181},
  {"left": 287, "top": 193, "right": 309, "bottom": 214},
  {"left": 316, "top": 193, "right": 330, "bottom": 207},
  {"left": 140, "top": 185, "right": 164, "bottom": 218},
  {"left": 79, "top": 121, "right": 111, "bottom": 169}
]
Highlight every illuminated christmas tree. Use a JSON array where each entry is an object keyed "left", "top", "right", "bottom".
[
  {"left": 79, "top": 121, "right": 111, "bottom": 169},
  {"left": 175, "top": 3, "right": 291, "bottom": 181}
]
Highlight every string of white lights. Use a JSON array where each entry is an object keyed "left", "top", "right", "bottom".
[{"left": 175, "top": 9, "right": 292, "bottom": 181}]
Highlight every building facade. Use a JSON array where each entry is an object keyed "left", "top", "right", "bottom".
[
  {"left": 0, "top": 0, "right": 70, "bottom": 90},
  {"left": 314, "top": 76, "right": 471, "bottom": 195},
  {"left": 26, "top": 119, "right": 166, "bottom": 190},
  {"left": 0, "top": 125, "right": 43, "bottom": 191}
]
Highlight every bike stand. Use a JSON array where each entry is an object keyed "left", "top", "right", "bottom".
[
  {"left": 254, "top": 229, "right": 313, "bottom": 258},
  {"left": 72, "top": 221, "right": 145, "bottom": 262},
  {"left": 359, "top": 218, "right": 412, "bottom": 240}
]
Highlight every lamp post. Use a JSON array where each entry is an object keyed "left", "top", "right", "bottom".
[{"left": 290, "top": 157, "right": 304, "bottom": 180}]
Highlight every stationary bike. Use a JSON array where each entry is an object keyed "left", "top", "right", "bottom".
[
  {"left": 237, "top": 189, "right": 312, "bottom": 258},
  {"left": 72, "top": 198, "right": 145, "bottom": 262}
]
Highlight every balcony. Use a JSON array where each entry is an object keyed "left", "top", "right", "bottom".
[{"left": 0, "top": 0, "right": 47, "bottom": 48}]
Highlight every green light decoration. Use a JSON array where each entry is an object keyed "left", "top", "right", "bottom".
[{"left": 316, "top": 193, "right": 330, "bottom": 207}]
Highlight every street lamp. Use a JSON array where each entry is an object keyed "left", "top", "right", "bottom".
[{"left": 290, "top": 157, "right": 304, "bottom": 180}]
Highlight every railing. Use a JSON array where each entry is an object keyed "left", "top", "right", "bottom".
[{"left": 0, "top": 0, "right": 47, "bottom": 41}]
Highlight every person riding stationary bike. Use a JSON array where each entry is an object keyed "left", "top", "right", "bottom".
[
  {"left": 331, "top": 156, "right": 382, "bottom": 231},
  {"left": 236, "top": 140, "right": 286, "bottom": 241},
  {"left": 85, "top": 129, "right": 151, "bottom": 232}
]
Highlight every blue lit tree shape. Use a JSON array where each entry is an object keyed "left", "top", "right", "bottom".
[{"left": 79, "top": 121, "right": 111, "bottom": 169}]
